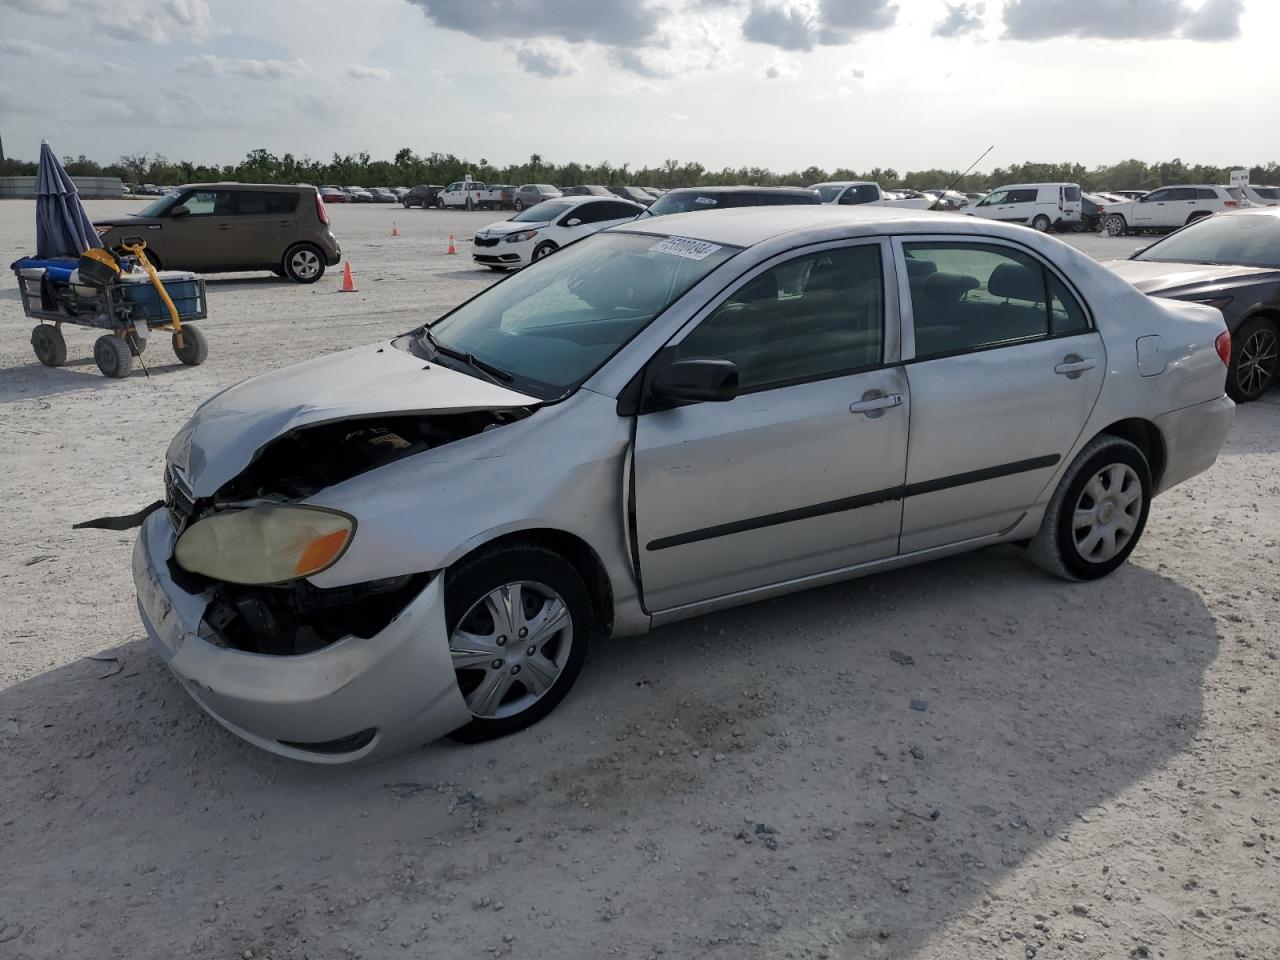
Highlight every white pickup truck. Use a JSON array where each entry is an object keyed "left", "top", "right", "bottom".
[
  {"left": 437, "top": 181, "right": 501, "bottom": 210},
  {"left": 809, "top": 181, "right": 933, "bottom": 209}
]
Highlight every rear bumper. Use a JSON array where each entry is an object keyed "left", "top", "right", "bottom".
[
  {"left": 133, "top": 510, "right": 471, "bottom": 763},
  {"left": 1153, "top": 394, "right": 1235, "bottom": 494}
]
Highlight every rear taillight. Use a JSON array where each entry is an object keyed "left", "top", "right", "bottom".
[
  {"left": 316, "top": 192, "right": 330, "bottom": 225},
  {"left": 1224, "top": 200, "right": 1237, "bottom": 207},
  {"left": 1215, "top": 330, "right": 1231, "bottom": 366}
]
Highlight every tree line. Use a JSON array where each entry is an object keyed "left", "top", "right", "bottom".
[{"left": 2, "top": 148, "right": 1276, "bottom": 193}]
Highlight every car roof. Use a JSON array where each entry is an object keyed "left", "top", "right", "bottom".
[
  {"left": 662, "top": 185, "right": 817, "bottom": 196},
  {"left": 181, "top": 182, "right": 313, "bottom": 192},
  {"left": 617, "top": 204, "right": 1073, "bottom": 248}
]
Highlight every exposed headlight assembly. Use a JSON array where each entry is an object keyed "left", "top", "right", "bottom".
[
  {"left": 504, "top": 229, "right": 539, "bottom": 242},
  {"left": 174, "top": 505, "right": 355, "bottom": 585}
]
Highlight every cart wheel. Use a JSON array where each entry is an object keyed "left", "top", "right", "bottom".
[
  {"left": 31, "top": 325, "right": 67, "bottom": 367},
  {"left": 94, "top": 334, "right": 134, "bottom": 379},
  {"left": 127, "top": 334, "right": 148, "bottom": 356},
  {"left": 172, "top": 326, "right": 208, "bottom": 366}
]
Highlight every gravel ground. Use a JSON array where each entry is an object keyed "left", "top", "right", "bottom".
[{"left": 0, "top": 200, "right": 1276, "bottom": 960}]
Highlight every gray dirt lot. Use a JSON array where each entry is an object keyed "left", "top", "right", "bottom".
[{"left": 0, "top": 201, "right": 1276, "bottom": 960}]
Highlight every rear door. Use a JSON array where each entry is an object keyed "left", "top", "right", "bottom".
[
  {"left": 633, "top": 239, "right": 908, "bottom": 612},
  {"left": 894, "top": 237, "right": 1104, "bottom": 552},
  {"left": 1003, "top": 188, "right": 1038, "bottom": 224},
  {"left": 233, "top": 190, "right": 299, "bottom": 269},
  {"left": 158, "top": 189, "right": 235, "bottom": 269}
]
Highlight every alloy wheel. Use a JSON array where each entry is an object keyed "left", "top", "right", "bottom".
[
  {"left": 1236, "top": 326, "right": 1278, "bottom": 399},
  {"left": 290, "top": 248, "right": 320, "bottom": 279},
  {"left": 448, "top": 581, "right": 574, "bottom": 720},
  {"left": 1072, "top": 463, "right": 1143, "bottom": 563}
]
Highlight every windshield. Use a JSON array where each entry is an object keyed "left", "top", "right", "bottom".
[
  {"left": 1135, "top": 213, "right": 1280, "bottom": 268},
  {"left": 411, "top": 231, "right": 740, "bottom": 398},
  {"left": 814, "top": 185, "right": 844, "bottom": 202},
  {"left": 138, "top": 193, "right": 180, "bottom": 217},
  {"left": 647, "top": 192, "right": 727, "bottom": 216},
  {"left": 511, "top": 200, "right": 574, "bottom": 223}
]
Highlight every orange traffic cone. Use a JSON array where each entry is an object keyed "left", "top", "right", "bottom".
[
  {"left": 446, "top": 234, "right": 457, "bottom": 255},
  {"left": 337, "top": 261, "right": 357, "bottom": 292},
  {"left": 391, "top": 222, "right": 400, "bottom": 237}
]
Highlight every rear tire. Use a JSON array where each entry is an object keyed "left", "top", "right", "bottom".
[
  {"left": 513, "top": 198, "right": 524, "bottom": 211},
  {"left": 172, "top": 326, "right": 208, "bottom": 366},
  {"left": 283, "top": 243, "right": 325, "bottom": 283},
  {"left": 94, "top": 334, "right": 133, "bottom": 379},
  {"left": 31, "top": 325, "right": 67, "bottom": 367},
  {"left": 1227, "top": 315, "right": 1279, "bottom": 403},
  {"left": 1028, "top": 435, "right": 1151, "bottom": 581},
  {"left": 444, "top": 545, "right": 593, "bottom": 743}
]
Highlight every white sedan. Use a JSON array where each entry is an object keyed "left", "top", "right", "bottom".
[{"left": 471, "top": 196, "right": 645, "bottom": 270}]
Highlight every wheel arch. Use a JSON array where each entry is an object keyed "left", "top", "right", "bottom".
[
  {"left": 1094, "top": 418, "right": 1166, "bottom": 490},
  {"left": 451, "top": 528, "right": 615, "bottom": 638}
]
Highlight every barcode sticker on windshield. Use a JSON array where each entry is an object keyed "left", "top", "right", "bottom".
[
  {"left": 649, "top": 237, "right": 721, "bottom": 261},
  {"left": 694, "top": 196, "right": 717, "bottom": 205}
]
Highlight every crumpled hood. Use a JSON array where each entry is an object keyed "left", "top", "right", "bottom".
[
  {"left": 1102, "top": 258, "right": 1279, "bottom": 294},
  {"left": 475, "top": 219, "right": 547, "bottom": 238},
  {"left": 168, "top": 341, "right": 539, "bottom": 497}
]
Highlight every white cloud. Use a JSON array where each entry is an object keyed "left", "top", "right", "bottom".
[
  {"left": 670, "top": 111, "right": 690, "bottom": 120},
  {"left": 347, "top": 64, "right": 392, "bottom": 80},
  {"left": 514, "top": 40, "right": 578, "bottom": 77},
  {"left": 189, "top": 54, "right": 311, "bottom": 80},
  {"left": 760, "top": 56, "right": 799, "bottom": 79}
]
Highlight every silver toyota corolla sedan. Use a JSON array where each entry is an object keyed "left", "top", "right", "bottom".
[{"left": 133, "top": 206, "right": 1235, "bottom": 763}]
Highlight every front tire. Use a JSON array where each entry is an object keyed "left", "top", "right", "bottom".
[
  {"left": 531, "top": 241, "right": 557, "bottom": 262},
  {"left": 1227, "top": 316, "right": 1279, "bottom": 403},
  {"left": 445, "top": 545, "right": 593, "bottom": 743},
  {"left": 283, "top": 243, "right": 325, "bottom": 283},
  {"left": 513, "top": 198, "right": 524, "bottom": 211},
  {"left": 1028, "top": 435, "right": 1151, "bottom": 581},
  {"left": 172, "top": 326, "right": 208, "bottom": 366},
  {"left": 1103, "top": 214, "right": 1128, "bottom": 237},
  {"left": 1031, "top": 214, "right": 1051, "bottom": 232}
]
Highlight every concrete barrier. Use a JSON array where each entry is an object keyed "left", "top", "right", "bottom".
[{"left": 0, "top": 176, "right": 126, "bottom": 199}]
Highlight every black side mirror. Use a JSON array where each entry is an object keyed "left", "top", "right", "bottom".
[{"left": 650, "top": 358, "right": 739, "bottom": 405}]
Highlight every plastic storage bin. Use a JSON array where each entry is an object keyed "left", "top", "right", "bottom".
[{"left": 117, "top": 270, "right": 203, "bottom": 322}]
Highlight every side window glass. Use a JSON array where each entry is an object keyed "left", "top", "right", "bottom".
[
  {"left": 265, "top": 192, "right": 299, "bottom": 214},
  {"left": 180, "top": 191, "right": 231, "bottom": 216},
  {"left": 1196, "top": 188, "right": 1217, "bottom": 200},
  {"left": 904, "top": 243, "right": 1050, "bottom": 357},
  {"left": 675, "top": 245, "right": 884, "bottom": 392},
  {"left": 236, "top": 192, "right": 268, "bottom": 215},
  {"left": 564, "top": 203, "right": 599, "bottom": 225},
  {"left": 1145, "top": 189, "right": 1168, "bottom": 202},
  {"left": 1049, "top": 275, "right": 1090, "bottom": 336},
  {"left": 982, "top": 191, "right": 1007, "bottom": 206}
]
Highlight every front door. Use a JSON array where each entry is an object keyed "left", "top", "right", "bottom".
[
  {"left": 158, "top": 189, "right": 235, "bottom": 270},
  {"left": 1130, "top": 187, "right": 1186, "bottom": 228},
  {"left": 895, "top": 238, "right": 1105, "bottom": 553},
  {"left": 633, "top": 240, "right": 909, "bottom": 612}
]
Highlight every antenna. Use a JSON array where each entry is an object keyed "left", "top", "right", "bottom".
[{"left": 930, "top": 144, "right": 994, "bottom": 210}]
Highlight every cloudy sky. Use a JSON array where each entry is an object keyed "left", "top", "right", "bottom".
[{"left": 1, "top": 0, "right": 1276, "bottom": 172}]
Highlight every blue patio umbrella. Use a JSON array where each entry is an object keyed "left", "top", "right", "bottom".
[{"left": 35, "top": 140, "right": 102, "bottom": 259}]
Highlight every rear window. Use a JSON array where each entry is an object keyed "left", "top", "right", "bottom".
[
  {"left": 1226, "top": 187, "right": 1244, "bottom": 200},
  {"left": 1063, "top": 186, "right": 1080, "bottom": 202}
]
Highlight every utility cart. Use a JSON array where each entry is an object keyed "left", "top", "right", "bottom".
[{"left": 13, "top": 243, "right": 209, "bottom": 379}]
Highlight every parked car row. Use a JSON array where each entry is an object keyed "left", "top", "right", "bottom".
[{"left": 398, "top": 181, "right": 671, "bottom": 211}]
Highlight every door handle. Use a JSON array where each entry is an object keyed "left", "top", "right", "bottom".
[
  {"left": 849, "top": 392, "right": 903, "bottom": 416},
  {"left": 1054, "top": 356, "right": 1096, "bottom": 378}
]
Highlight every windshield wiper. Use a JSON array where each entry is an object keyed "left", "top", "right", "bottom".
[{"left": 419, "top": 326, "right": 514, "bottom": 384}]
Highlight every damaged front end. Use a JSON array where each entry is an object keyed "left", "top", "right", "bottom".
[{"left": 167, "top": 409, "right": 529, "bottom": 657}]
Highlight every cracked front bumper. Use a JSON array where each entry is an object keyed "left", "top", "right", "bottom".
[{"left": 132, "top": 510, "right": 471, "bottom": 763}]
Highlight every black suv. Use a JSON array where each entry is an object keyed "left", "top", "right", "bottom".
[
  {"left": 403, "top": 184, "right": 445, "bottom": 209},
  {"left": 645, "top": 186, "right": 821, "bottom": 217}
]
